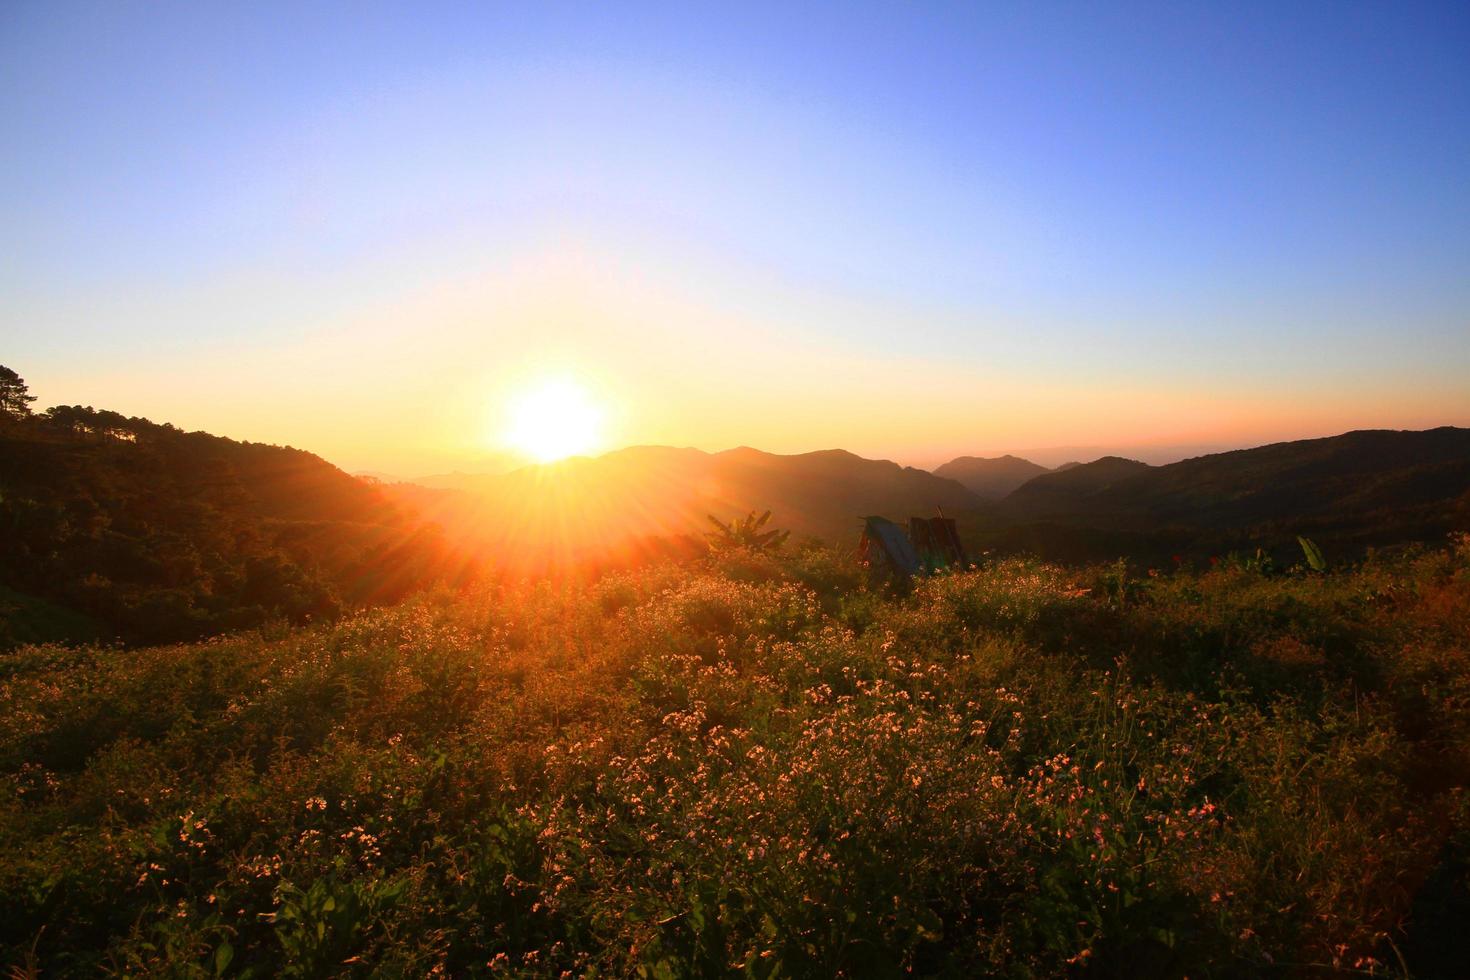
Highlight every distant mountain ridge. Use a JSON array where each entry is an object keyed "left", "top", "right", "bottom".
[
  {"left": 967, "top": 427, "right": 1470, "bottom": 562},
  {"left": 992, "top": 455, "right": 1154, "bottom": 520},
  {"left": 993, "top": 429, "right": 1470, "bottom": 527},
  {"left": 386, "top": 444, "right": 982, "bottom": 570},
  {"left": 394, "top": 428, "right": 1470, "bottom": 570},
  {"left": 932, "top": 454, "right": 1051, "bottom": 500},
  {"left": 6, "top": 389, "right": 1468, "bottom": 643}
]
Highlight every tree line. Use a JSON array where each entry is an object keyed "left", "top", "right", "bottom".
[{"left": 0, "top": 365, "right": 461, "bottom": 648}]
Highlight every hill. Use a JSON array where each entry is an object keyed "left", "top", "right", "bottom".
[
  {"left": 5, "top": 371, "right": 1466, "bottom": 639},
  {"left": 386, "top": 445, "right": 982, "bottom": 571},
  {"left": 0, "top": 407, "right": 457, "bottom": 646},
  {"left": 932, "top": 453, "right": 1051, "bottom": 500},
  {"left": 989, "top": 455, "right": 1154, "bottom": 520},
  {"left": 971, "top": 428, "right": 1470, "bottom": 563}
]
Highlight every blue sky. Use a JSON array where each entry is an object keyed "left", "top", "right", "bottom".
[{"left": 2, "top": 1, "right": 1467, "bottom": 472}]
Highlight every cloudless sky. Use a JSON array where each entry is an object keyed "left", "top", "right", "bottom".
[{"left": 3, "top": 1, "right": 1468, "bottom": 473}]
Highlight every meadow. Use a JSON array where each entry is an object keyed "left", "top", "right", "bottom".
[{"left": 2, "top": 538, "right": 1468, "bottom": 977}]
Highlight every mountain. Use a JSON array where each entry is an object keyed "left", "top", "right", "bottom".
[
  {"left": 969, "top": 428, "right": 1470, "bottom": 563},
  {"left": 409, "top": 452, "right": 527, "bottom": 488},
  {"left": 990, "top": 456, "right": 1154, "bottom": 521},
  {"left": 0, "top": 407, "right": 457, "bottom": 646},
  {"left": 7, "top": 392, "right": 1467, "bottom": 642},
  {"left": 932, "top": 454, "right": 1051, "bottom": 500},
  {"left": 387, "top": 445, "right": 982, "bottom": 571}
]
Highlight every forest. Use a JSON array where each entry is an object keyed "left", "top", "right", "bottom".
[{"left": 0, "top": 368, "right": 458, "bottom": 649}]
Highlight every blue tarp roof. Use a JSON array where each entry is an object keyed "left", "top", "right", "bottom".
[{"left": 861, "top": 516, "right": 920, "bottom": 575}]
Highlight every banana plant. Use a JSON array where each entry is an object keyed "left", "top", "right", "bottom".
[
  {"left": 705, "top": 510, "right": 790, "bottom": 553},
  {"left": 1297, "top": 535, "right": 1327, "bottom": 572}
]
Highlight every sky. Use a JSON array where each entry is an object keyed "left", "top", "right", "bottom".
[{"left": 3, "top": 1, "right": 1468, "bottom": 474}]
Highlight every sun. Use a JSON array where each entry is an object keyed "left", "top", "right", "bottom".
[{"left": 502, "top": 377, "right": 605, "bottom": 463}]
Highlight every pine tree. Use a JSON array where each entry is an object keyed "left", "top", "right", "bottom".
[{"left": 0, "top": 365, "right": 36, "bottom": 419}]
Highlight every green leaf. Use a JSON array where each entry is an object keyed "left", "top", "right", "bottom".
[
  {"left": 1297, "top": 535, "right": 1327, "bottom": 572},
  {"left": 214, "top": 941, "right": 234, "bottom": 975}
]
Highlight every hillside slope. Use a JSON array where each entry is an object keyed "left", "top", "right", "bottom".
[
  {"left": 972, "top": 428, "right": 1470, "bottom": 562},
  {"left": 0, "top": 409, "right": 455, "bottom": 645},
  {"left": 990, "top": 455, "right": 1154, "bottom": 520}
]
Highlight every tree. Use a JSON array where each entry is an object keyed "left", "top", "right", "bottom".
[
  {"left": 43, "top": 404, "right": 97, "bottom": 436},
  {"left": 0, "top": 365, "right": 36, "bottom": 419}
]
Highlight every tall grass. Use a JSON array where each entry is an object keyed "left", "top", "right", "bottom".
[{"left": 2, "top": 537, "right": 1468, "bottom": 976}]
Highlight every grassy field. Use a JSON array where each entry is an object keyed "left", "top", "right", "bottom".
[{"left": 3, "top": 539, "right": 1469, "bottom": 977}]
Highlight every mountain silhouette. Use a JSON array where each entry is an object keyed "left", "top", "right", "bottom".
[
  {"left": 969, "top": 428, "right": 1470, "bottom": 562},
  {"left": 7, "top": 396, "right": 1468, "bottom": 644},
  {"left": 932, "top": 454, "right": 1051, "bottom": 500},
  {"left": 989, "top": 455, "right": 1155, "bottom": 521},
  {"left": 386, "top": 445, "right": 981, "bottom": 570}
]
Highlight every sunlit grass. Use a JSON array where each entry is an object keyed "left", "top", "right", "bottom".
[{"left": 2, "top": 536, "right": 1468, "bottom": 974}]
